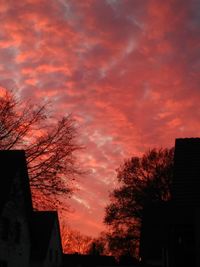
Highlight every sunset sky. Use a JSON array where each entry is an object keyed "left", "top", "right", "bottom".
[{"left": 0, "top": 0, "right": 200, "bottom": 237}]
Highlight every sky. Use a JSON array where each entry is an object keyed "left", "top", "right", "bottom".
[{"left": 0, "top": 0, "right": 200, "bottom": 237}]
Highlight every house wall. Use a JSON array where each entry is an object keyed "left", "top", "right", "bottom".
[
  {"left": 43, "top": 219, "right": 63, "bottom": 267},
  {"left": 195, "top": 208, "right": 200, "bottom": 267},
  {"left": 173, "top": 138, "right": 200, "bottom": 206},
  {"left": 0, "top": 172, "right": 31, "bottom": 267}
]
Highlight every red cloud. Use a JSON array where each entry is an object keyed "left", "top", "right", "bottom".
[{"left": 0, "top": 0, "right": 200, "bottom": 237}]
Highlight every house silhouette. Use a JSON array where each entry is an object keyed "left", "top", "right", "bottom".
[
  {"left": 4, "top": 139, "right": 200, "bottom": 267},
  {"left": 140, "top": 138, "right": 200, "bottom": 267},
  {"left": 0, "top": 150, "right": 127, "bottom": 267},
  {"left": 30, "top": 211, "right": 63, "bottom": 267},
  {"left": 0, "top": 150, "right": 63, "bottom": 267}
]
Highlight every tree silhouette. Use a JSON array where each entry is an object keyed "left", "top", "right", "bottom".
[
  {"left": 87, "top": 232, "right": 111, "bottom": 256},
  {"left": 0, "top": 89, "right": 83, "bottom": 209},
  {"left": 104, "top": 148, "right": 174, "bottom": 257}
]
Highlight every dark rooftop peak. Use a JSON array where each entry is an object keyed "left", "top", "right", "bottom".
[
  {"left": 0, "top": 150, "right": 33, "bottom": 214},
  {"left": 0, "top": 149, "right": 26, "bottom": 160},
  {"left": 176, "top": 137, "right": 200, "bottom": 144}
]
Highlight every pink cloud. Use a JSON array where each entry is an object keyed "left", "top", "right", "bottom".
[{"left": 0, "top": 0, "right": 200, "bottom": 237}]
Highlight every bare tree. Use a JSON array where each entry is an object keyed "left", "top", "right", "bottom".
[
  {"left": 0, "top": 90, "right": 46, "bottom": 150},
  {"left": 0, "top": 89, "right": 83, "bottom": 209},
  {"left": 60, "top": 222, "right": 93, "bottom": 254}
]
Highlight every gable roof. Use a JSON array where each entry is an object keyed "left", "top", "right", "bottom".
[
  {"left": 30, "top": 211, "right": 62, "bottom": 261},
  {"left": 0, "top": 150, "right": 33, "bottom": 215}
]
